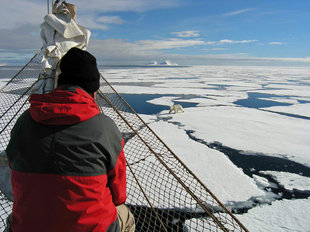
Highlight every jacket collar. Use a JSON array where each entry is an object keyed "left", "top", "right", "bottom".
[{"left": 29, "top": 86, "right": 100, "bottom": 125}]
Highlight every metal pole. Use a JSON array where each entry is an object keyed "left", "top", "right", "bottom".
[{"left": 47, "top": 0, "right": 49, "bottom": 14}]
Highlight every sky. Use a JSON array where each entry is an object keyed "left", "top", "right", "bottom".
[{"left": 0, "top": 0, "right": 310, "bottom": 66}]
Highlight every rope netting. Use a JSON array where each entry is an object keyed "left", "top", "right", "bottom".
[{"left": 0, "top": 52, "right": 248, "bottom": 232}]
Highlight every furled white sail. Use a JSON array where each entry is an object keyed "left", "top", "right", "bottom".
[{"left": 33, "top": 2, "right": 91, "bottom": 94}]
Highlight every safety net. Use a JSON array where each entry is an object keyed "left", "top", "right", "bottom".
[{"left": 0, "top": 51, "right": 248, "bottom": 232}]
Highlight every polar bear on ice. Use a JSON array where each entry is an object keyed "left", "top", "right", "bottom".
[{"left": 169, "top": 104, "right": 184, "bottom": 114}]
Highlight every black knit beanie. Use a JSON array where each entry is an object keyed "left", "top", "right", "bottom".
[{"left": 57, "top": 47, "right": 100, "bottom": 93}]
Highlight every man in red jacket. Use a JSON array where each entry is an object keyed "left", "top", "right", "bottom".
[{"left": 6, "top": 47, "right": 135, "bottom": 232}]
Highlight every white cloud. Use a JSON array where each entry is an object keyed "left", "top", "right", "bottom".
[
  {"left": 97, "top": 16, "right": 125, "bottom": 24},
  {"left": 1, "top": 36, "right": 309, "bottom": 66},
  {"left": 202, "top": 39, "right": 258, "bottom": 46},
  {"left": 86, "top": 39, "right": 310, "bottom": 66},
  {"left": 87, "top": 39, "right": 165, "bottom": 64},
  {"left": 0, "top": 0, "right": 182, "bottom": 30},
  {"left": 136, "top": 38, "right": 205, "bottom": 50},
  {"left": 203, "top": 48, "right": 226, "bottom": 51},
  {"left": 0, "top": 0, "right": 45, "bottom": 30},
  {"left": 168, "top": 54, "right": 310, "bottom": 66},
  {"left": 87, "top": 39, "right": 251, "bottom": 64},
  {"left": 77, "top": 17, "right": 109, "bottom": 30},
  {"left": 223, "top": 8, "right": 255, "bottom": 17},
  {"left": 255, "top": 57, "right": 310, "bottom": 63},
  {"left": 171, "top": 31, "right": 200, "bottom": 38},
  {"left": 219, "top": 39, "right": 258, "bottom": 44},
  {"left": 268, "top": 42, "right": 285, "bottom": 45},
  {"left": 0, "top": 25, "right": 41, "bottom": 50},
  {"left": 75, "top": 0, "right": 182, "bottom": 13},
  {"left": 205, "top": 41, "right": 217, "bottom": 45},
  {"left": 89, "top": 39, "right": 242, "bottom": 57}
]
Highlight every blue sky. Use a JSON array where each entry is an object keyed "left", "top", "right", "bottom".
[{"left": 0, "top": 0, "right": 309, "bottom": 66}]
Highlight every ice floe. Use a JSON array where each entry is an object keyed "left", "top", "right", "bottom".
[
  {"left": 237, "top": 197, "right": 310, "bottom": 232},
  {"left": 147, "top": 121, "right": 264, "bottom": 203},
  {"left": 260, "top": 171, "right": 310, "bottom": 192},
  {"left": 262, "top": 103, "right": 310, "bottom": 118}
]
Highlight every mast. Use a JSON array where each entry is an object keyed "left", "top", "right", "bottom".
[{"left": 47, "top": 0, "right": 56, "bottom": 14}]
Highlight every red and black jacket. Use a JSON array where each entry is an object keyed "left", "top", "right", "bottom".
[{"left": 6, "top": 86, "right": 126, "bottom": 232}]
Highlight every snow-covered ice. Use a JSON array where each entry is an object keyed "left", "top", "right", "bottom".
[
  {"left": 103, "top": 65, "right": 310, "bottom": 167},
  {"left": 101, "top": 65, "right": 310, "bottom": 231},
  {"left": 252, "top": 174, "right": 274, "bottom": 188},
  {"left": 262, "top": 103, "right": 310, "bottom": 118},
  {"left": 237, "top": 197, "right": 310, "bottom": 232},
  {"left": 186, "top": 198, "right": 310, "bottom": 232},
  {"left": 147, "top": 121, "right": 264, "bottom": 203},
  {"left": 0, "top": 78, "right": 10, "bottom": 89},
  {"left": 260, "top": 171, "right": 310, "bottom": 192},
  {"left": 162, "top": 106, "right": 310, "bottom": 167}
]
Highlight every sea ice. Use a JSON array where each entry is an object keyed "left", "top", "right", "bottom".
[
  {"left": 0, "top": 79, "right": 10, "bottom": 89},
  {"left": 256, "top": 87, "right": 310, "bottom": 98},
  {"left": 161, "top": 106, "right": 310, "bottom": 167},
  {"left": 260, "top": 171, "right": 310, "bottom": 192},
  {"left": 262, "top": 103, "right": 310, "bottom": 118},
  {"left": 147, "top": 121, "right": 264, "bottom": 203},
  {"left": 146, "top": 96, "right": 179, "bottom": 106},
  {"left": 236, "top": 197, "right": 310, "bottom": 232},
  {"left": 105, "top": 65, "right": 310, "bottom": 231},
  {"left": 252, "top": 174, "right": 272, "bottom": 188}
]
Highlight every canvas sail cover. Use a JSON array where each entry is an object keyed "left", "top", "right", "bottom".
[{"left": 32, "top": 2, "right": 90, "bottom": 94}]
